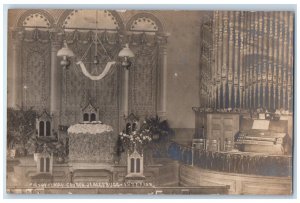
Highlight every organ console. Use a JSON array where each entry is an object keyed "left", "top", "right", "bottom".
[{"left": 235, "top": 116, "right": 291, "bottom": 155}]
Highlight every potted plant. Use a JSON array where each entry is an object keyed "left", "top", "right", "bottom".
[
  {"left": 141, "top": 115, "right": 174, "bottom": 158},
  {"left": 7, "top": 107, "right": 36, "bottom": 157}
]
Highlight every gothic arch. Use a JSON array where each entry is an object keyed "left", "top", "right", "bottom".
[
  {"left": 126, "top": 12, "right": 164, "bottom": 33},
  {"left": 56, "top": 9, "right": 125, "bottom": 31},
  {"left": 16, "top": 9, "right": 55, "bottom": 27}
]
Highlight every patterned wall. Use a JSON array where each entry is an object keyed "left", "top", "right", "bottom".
[
  {"left": 13, "top": 10, "right": 165, "bottom": 133},
  {"left": 60, "top": 30, "right": 121, "bottom": 131},
  {"left": 129, "top": 33, "right": 159, "bottom": 117},
  {"left": 21, "top": 30, "right": 51, "bottom": 111}
]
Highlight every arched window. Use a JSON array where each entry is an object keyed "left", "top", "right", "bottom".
[
  {"left": 136, "top": 158, "right": 140, "bottom": 173},
  {"left": 130, "top": 158, "right": 135, "bottom": 173},
  {"left": 39, "top": 121, "right": 44, "bottom": 136},
  {"left": 46, "top": 121, "right": 51, "bottom": 136},
  {"left": 83, "top": 113, "right": 89, "bottom": 121},
  {"left": 126, "top": 123, "right": 132, "bottom": 134},
  {"left": 132, "top": 123, "right": 137, "bottom": 132},
  {"left": 40, "top": 157, "right": 44, "bottom": 172},
  {"left": 45, "top": 157, "right": 50, "bottom": 172},
  {"left": 90, "top": 113, "right": 96, "bottom": 122}
]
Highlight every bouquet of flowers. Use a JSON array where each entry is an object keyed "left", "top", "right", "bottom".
[
  {"left": 119, "top": 129, "right": 152, "bottom": 152},
  {"left": 117, "top": 115, "right": 174, "bottom": 157}
]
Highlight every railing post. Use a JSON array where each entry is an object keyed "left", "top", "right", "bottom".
[{"left": 191, "top": 146, "right": 194, "bottom": 166}]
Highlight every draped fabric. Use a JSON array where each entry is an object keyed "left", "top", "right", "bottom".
[{"left": 76, "top": 61, "right": 116, "bottom": 81}]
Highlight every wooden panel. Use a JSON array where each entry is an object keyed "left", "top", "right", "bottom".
[{"left": 179, "top": 165, "right": 292, "bottom": 195}]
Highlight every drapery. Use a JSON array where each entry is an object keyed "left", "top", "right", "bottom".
[{"left": 76, "top": 60, "right": 116, "bottom": 80}]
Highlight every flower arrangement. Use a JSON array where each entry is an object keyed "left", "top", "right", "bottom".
[
  {"left": 119, "top": 129, "right": 152, "bottom": 151},
  {"left": 117, "top": 115, "right": 174, "bottom": 156}
]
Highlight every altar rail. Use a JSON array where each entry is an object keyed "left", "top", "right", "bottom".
[{"left": 167, "top": 142, "right": 292, "bottom": 177}]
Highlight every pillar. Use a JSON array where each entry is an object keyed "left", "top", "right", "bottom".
[
  {"left": 50, "top": 38, "right": 62, "bottom": 128},
  {"left": 121, "top": 68, "right": 129, "bottom": 118},
  {"left": 157, "top": 34, "right": 168, "bottom": 118},
  {"left": 11, "top": 29, "right": 23, "bottom": 109}
]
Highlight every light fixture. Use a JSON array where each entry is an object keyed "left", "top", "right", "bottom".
[
  {"left": 118, "top": 43, "right": 135, "bottom": 69},
  {"left": 57, "top": 40, "right": 75, "bottom": 68},
  {"left": 57, "top": 10, "right": 135, "bottom": 80}
]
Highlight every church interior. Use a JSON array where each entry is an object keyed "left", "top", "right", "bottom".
[{"left": 6, "top": 9, "right": 294, "bottom": 195}]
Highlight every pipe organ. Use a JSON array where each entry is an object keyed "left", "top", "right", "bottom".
[{"left": 199, "top": 11, "right": 294, "bottom": 112}]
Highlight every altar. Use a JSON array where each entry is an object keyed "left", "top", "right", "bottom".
[{"left": 67, "top": 121, "right": 117, "bottom": 164}]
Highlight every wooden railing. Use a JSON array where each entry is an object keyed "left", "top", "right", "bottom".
[{"left": 167, "top": 141, "right": 292, "bottom": 177}]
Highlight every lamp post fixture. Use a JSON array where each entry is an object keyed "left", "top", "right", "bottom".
[
  {"left": 118, "top": 43, "right": 135, "bottom": 69},
  {"left": 57, "top": 41, "right": 75, "bottom": 69}
]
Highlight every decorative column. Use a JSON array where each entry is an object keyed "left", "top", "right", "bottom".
[
  {"left": 118, "top": 31, "right": 133, "bottom": 120},
  {"left": 11, "top": 28, "right": 24, "bottom": 109},
  {"left": 50, "top": 31, "right": 62, "bottom": 128},
  {"left": 122, "top": 68, "right": 129, "bottom": 118},
  {"left": 157, "top": 34, "right": 168, "bottom": 118}
]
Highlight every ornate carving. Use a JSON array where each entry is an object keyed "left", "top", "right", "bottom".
[
  {"left": 126, "top": 12, "right": 164, "bottom": 33},
  {"left": 59, "top": 10, "right": 124, "bottom": 31},
  {"left": 16, "top": 9, "right": 55, "bottom": 27}
]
